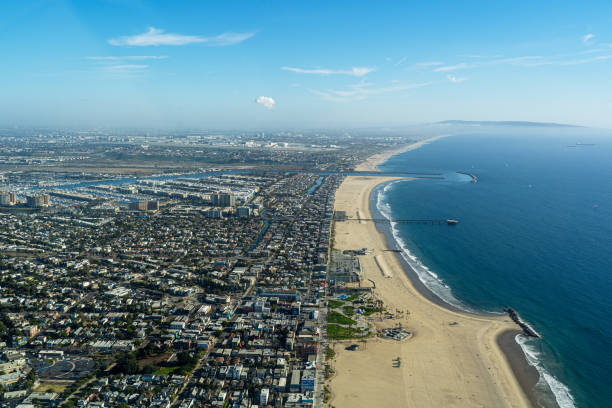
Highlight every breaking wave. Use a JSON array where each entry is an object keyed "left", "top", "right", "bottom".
[
  {"left": 375, "top": 180, "right": 576, "bottom": 408},
  {"left": 516, "top": 335, "right": 576, "bottom": 408},
  {"left": 375, "top": 181, "right": 474, "bottom": 312}
]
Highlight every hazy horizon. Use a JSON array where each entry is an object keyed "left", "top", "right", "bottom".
[
  {"left": 0, "top": 120, "right": 605, "bottom": 135},
  {"left": 1, "top": 1, "right": 612, "bottom": 129}
]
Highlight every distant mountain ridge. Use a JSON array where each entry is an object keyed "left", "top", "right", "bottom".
[{"left": 436, "top": 120, "right": 583, "bottom": 128}]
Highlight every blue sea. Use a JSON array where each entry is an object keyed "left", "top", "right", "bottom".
[{"left": 376, "top": 127, "right": 612, "bottom": 408}]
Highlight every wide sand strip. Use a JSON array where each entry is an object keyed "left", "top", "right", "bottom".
[
  {"left": 354, "top": 134, "right": 450, "bottom": 172},
  {"left": 374, "top": 254, "right": 392, "bottom": 278},
  {"left": 329, "top": 176, "right": 531, "bottom": 408}
]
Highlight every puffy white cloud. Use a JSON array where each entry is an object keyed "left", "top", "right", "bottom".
[
  {"left": 256, "top": 96, "right": 275, "bottom": 109},
  {"left": 109, "top": 27, "right": 254, "bottom": 47}
]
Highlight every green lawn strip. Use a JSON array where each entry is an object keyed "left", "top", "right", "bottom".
[
  {"left": 327, "top": 324, "right": 367, "bottom": 340},
  {"left": 342, "top": 305, "right": 355, "bottom": 316},
  {"left": 327, "top": 311, "right": 356, "bottom": 325},
  {"left": 153, "top": 366, "right": 180, "bottom": 375},
  {"left": 328, "top": 300, "right": 344, "bottom": 309}
]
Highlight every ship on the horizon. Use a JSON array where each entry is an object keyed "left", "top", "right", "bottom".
[
  {"left": 567, "top": 142, "right": 596, "bottom": 147},
  {"left": 446, "top": 219, "right": 459, "bottom": 225}
]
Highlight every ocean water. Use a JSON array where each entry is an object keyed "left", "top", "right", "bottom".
[{"left": 376, "top": 128, "right": 612, "bottom": 408}]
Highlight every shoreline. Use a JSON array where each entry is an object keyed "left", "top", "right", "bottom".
[
  {"left": 354, "top": 134, "right": 451, "bottom": 172},
  {"left": 328, "top": 138, "right": 546, "bottom": 407},
  {"left": 369, "top": 181, "right": 487, "bottom": 316},
  {"left": 369, "top": 179, "right": 544, "bottom": 407},
  {"left": 365, "top": 139, "right": 550, "bottom": 407},
  {"left": 498, "top": 330, "right": 543, "bottom": 407}
]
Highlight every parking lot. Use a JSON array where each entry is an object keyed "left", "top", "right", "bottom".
[{"left": 32, "top": 358, "right": 96, "bottom": 380}]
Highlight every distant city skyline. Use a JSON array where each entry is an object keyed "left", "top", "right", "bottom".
[{"left": 1, "top": 1, "right": 612, "bottom": 128}]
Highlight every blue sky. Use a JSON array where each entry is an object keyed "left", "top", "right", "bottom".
[{"left": 1, "top": 0, "right": 612, "bottom": 129}]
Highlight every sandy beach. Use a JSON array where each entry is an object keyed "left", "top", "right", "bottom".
[
  {"left": 354, "top": 134, "right": 450, "bottom": 172},
  {"left": 328, "top": 174, "right": 538, "bottom": 408}
]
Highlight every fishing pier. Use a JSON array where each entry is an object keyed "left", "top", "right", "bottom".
[{"left": 335, "top": 214, "right": 459, "bottom": 226}]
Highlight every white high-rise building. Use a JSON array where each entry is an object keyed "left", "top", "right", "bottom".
[{"left": 259, "top": 388, "right": 269, "bottom": 406}]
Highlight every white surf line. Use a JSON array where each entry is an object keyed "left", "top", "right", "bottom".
[{"left": 516, "top": 335, "right": 576, "bottom": 408}]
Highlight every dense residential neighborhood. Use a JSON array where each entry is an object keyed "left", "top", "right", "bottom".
[
  {"left": 0, "top": 128, "right": 417, "bottom": 407},
  {"left": 0, "top": 171, "right": 343, "bottom": 408}
]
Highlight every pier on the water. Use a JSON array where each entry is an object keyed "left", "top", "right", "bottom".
[
  {"left": 457, "top": 171, "right": 478, "bottom": 183},
  {"left": 343, "top": 218, "right": 454, "bottom": 225},
  {"left": 333, "top": 211, "right": 458, "bottom": 225}
]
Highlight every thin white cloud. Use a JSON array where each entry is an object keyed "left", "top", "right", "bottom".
[
  {"left": 308, "top": 89, "right": 363, "bottom": 103},
  {"left": 556, "top": 48, "right": 604, "bottom": 57},
  {"left": 434, "top": 62, "right": 470, "bottom": 72},
  {"left": 256, "top": 96, "right": 275, "bottom": 109},
  {"left": 433, "top": 50, "right": 612, "bottom": 72},
  {"left": 459, "top": 54, "right": 504, "bottom": 59},
  {"left": 499, "top": 54, "right": 612, "bottom": 67},
  {"left": 558, "top": 55, "right": 612, "bottom": 65},
  {"left": 445, "top": 55, "right": 544, "bottom": 71},
  {"left": 109, "top": 27, "right": 254, "bottom": 47},
  {"left": 582, "top": 33, "right": 595, "bottom": 44},
  {"left": 281, "top": 66, "right": 375, "bottom": 77},
  {"left": 447, "top": 74, "right": 467, "bottom": 83},
  {"left": 394, "top": 56, "right": 409, "bottom": 66},
  {"left": 415, "top": 61, "right": 444, "bottom": 67},
  {"left": 106, "top": 64, "right": 149, "bottom": 71},
  {"left": 87, "top": 56, "right": 168, "bottom": 61},
  {"left": 309, "top": 81, "right": 431, "bottom": 102}
]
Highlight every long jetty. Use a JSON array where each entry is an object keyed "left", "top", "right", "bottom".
[{"left": 505, "top": 308, "right": 540, "bottom": 338}]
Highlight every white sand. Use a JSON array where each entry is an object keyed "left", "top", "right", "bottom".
[
  {"left": 374, "top": 254, "right": 392, "bottom": 278},
  {"left": 328, "top": 176, "right": 530, "bottom": 408},
  {"left": 354, "top": 135, "right": 450, "bottom": 172}
]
